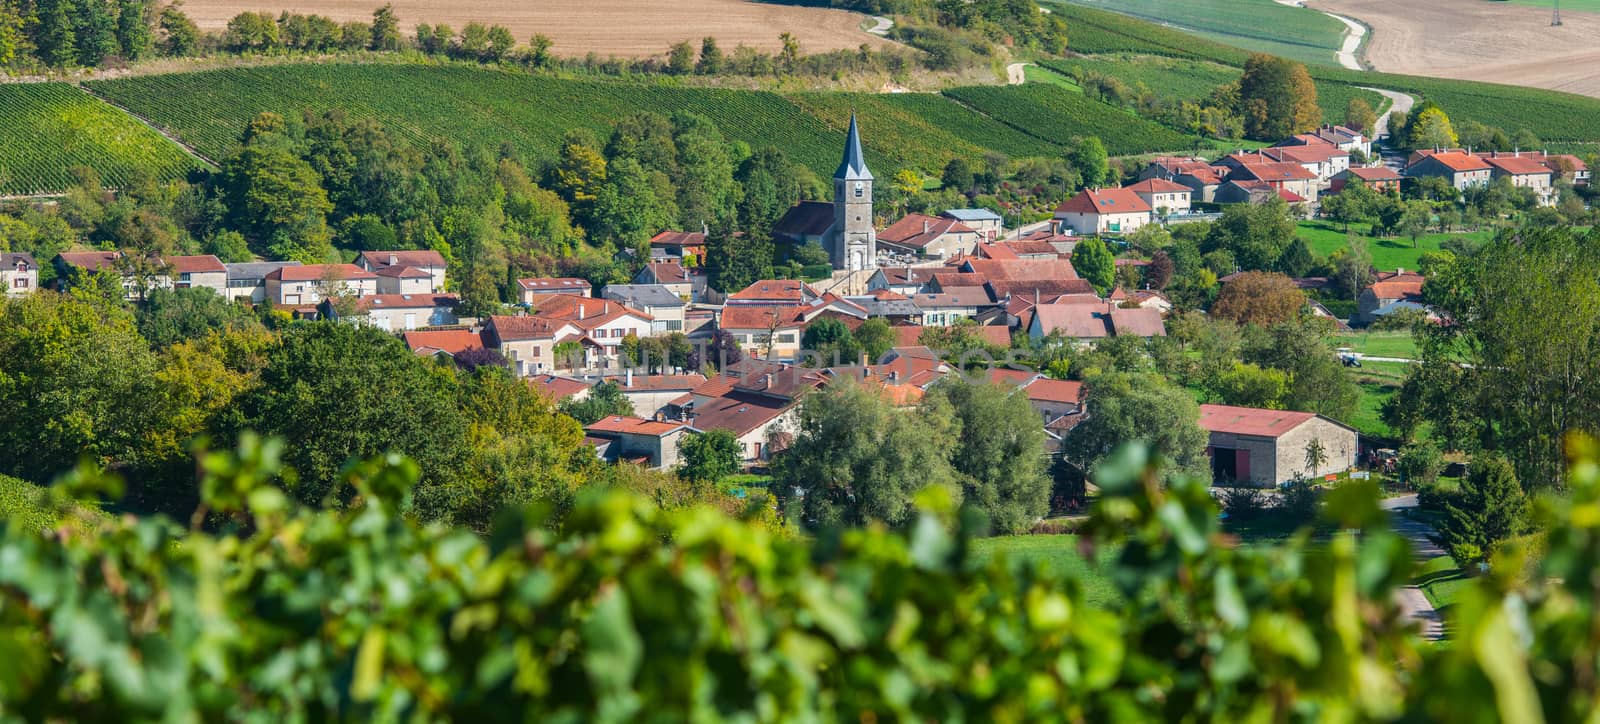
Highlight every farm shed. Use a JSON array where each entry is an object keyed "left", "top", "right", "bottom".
[{"left": 1199, "top": 404, "right": 1359, "bottom": 487}]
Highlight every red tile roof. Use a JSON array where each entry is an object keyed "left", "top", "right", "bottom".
[
  {"left": 403, "top": 329, "right": 485, "bottom": 356},
  {"left": 359, "top": 249, "right": 447, "bottom": 269},
  {"left": 1367, "top": 271, "right": 1425, "bottom": 300},
  {"left": 56, "top": 250, "right": 122, "bottom": 271},
  {"left": 961, "top": 258, "right": 1080, "bottom": 282},
  {"left": 1344, "top": 166, "right": 1402, "bottom": 182},
  {"left": 1123, "top": 178, "right": 1191, "bottom": 194},
  {"left": 718, "top": 305, "right": 807, "bottom": 330},
  {"left": 268, "top": 264, "right": 378, "bottom": 282},
  {"left": 729, "top": 279, "right": 817, "bottom": 302},
  {"left": 644, "top": 261, "right": 691, "bottom": 284},
  {"left": 975, "top": 242, "right": 1018, "bottom": 259},
  {"left": 354, "top": 293, "right": 459, "bottom": 311},
  {"left": 529, "top": 375, "right": 591, "bottom": 401},
  {"left": 985, "top": 368, "right": 1041, "bottom": 386},
  {"left": 375, "top": 265, "right": 432, "bottom": 279},
  {"left": 527, "top": 293, "right": 654, "bottom": 327},
  {"left": 517, "top": 277, "right": 591, "bottom": 292},
  {"left": 1054, "top": 188, "right": 1152, "bottom": 215},
  {"left": 1418, "top": 151, "right": 1490, "bottom": 173},
  {"left": 1023, "top": 378, "right": 1084, "bottom": 405},
  {"left": 878, "top": 213, "right": 977, "bottom": 250},
  {"left": 488, "top": 315, "right": 568, "bottom": 341},
  {"left": 1483, "top": 154, "right": 1554, "bottom": 176},
  {"left": 1198, "top": 404, "right": 1315, "bottom": 438},
  {"left": 166, "top": 255, "right": 226, "bottom": 274},
  {"left": 1232, "top": 162, "right": 1317, "bottom": 182},
  {"left": 686, "top": 390, "right": 795, "bottom": 437},
  {"left": 930, "top": 272, "right": 988, "bottom": 289},
  {"left": 650, "top": 230, "right": 707, "bottom": 248},
  {"left": 586, "top": 415, "right": 685, "bottom": 436},
  {"left": 610, "top": 373, "right": 707, "bottom": 391}
]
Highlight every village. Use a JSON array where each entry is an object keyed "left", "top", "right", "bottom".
[{"left": 8, "top": 113, "right": 1573, "bottom": 492}]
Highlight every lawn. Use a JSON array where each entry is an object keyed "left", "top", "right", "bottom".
[
  {"left": 1296, "top": 220, "right": 1493, "bottom": 272},
  {"left": 1022, "top": 63, "right": 1084, "bottom": 92},
  {"left": 970, "top": 534, "right": 1121, "bottom": 607},
  {"left": 1333, "top": 331, "right": 1418, "bottom": 360},
  {"left": 1347, "top": 361, "right": 1413, "bottom": 438},
  {"left": 0, "top": 474, "right": 108, "bottom": 533},
  {"left": 1414, "top": 554, "right": 1470, "bottom": 612}
]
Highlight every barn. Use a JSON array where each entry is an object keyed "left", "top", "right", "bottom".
[{"left": 1198, "top": 404, "right": 1360, "bottom": 487}]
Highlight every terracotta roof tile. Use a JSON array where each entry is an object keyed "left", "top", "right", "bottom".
[{"left": 1198, "top": 404, "right": 1315, "bottom": 438}]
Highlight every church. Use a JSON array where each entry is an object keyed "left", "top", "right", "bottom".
[{"left": 772, "top": 115, "right": 878, "bottom": 272}]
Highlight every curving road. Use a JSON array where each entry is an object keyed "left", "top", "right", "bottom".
[
  {"left": 866, "top": 15, "right": 893, "bottom": 36},
  {"left": 1381, "top": 494, "right": 1447, "bottom": 641},
  {"left": 1006, "top": 62, "right": 1028, "bottom": 85}
]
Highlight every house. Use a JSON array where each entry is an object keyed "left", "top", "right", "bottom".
[
  {"left": 403, "top": 328, "right": 487, "bottom": 359},
  {"left": 1482, "top": 152, "right": 1555, "bottom": 204},
  {"left": 355, "top": 250, "right": 447, "bottom": 292},
  {"left": 1538, "top": 153, "right": 1590, "bottom": 186},
  {"left": 771, "top": 201, "right": 836, "bottom": 247},
  {"left": 941, "top": 208, "right": 1004, "bottom": 241},
  {"left": 585, "top": 415, "right": 687, "bottom": 470},
  {"left": 726, "top": 279, "right": 820, "bottom": 306},
  {"left": 529, "top": 374, "right": 591, "bottom": 403},
  {"left": 53, "top": 251, "right": 129, "bottom": 295},
  {"left": 2, "top": 252, "right": 38, "bottom": 298},
  {"left": 601, "top": 284, "right": 686, "bottom": 334},
  {"left": 1357, "top": 270, "right": 1428, "bottom": 325},
  {"left": 1141, "top": 157, "right": 1226, "bottom": 203},
  {"left": 634, "top": 261, "right": 693, "bottom": 299},
  {"left": 909, "top": 287, "right": 997, "bottom": 327},
  {"left": 1277, "top": 124, "right": 1371, "bottom": 156},
  {"left": 1255, "top": 145, "right": 1350, "bottom": 184},
  {"left": 1404, "top": 151, "right": 1492, "bottom": 190},
  {"left": 264, "top": 264, "right": 378, "bottom": 307},
  {"left": 1122, "top": 178, "right": 1193, "bottom": 217},
  {"left": 1329, "top": 167, "right": 1402, "bottom": 194},
  {"left": 846, "top": 288, "right": 920, "bottom": 323},
  {"left": 592, "top": 371, "right": 708, "bottom": 419},
  {"left": 986, "top": 240, "right": 1062, "bottom": 261},
  {"left": 1053, "top": 188, "right": 1152, "bottom": 235},
  {"left": 649, "top": 229, "right": 707, "bottom": 263},
  {"left": 224, "top": 261, "right": 301, "bottom": 303},
  {"left": 717, "top": 297, "right": 868, "bottom": 362},
  {"left": 526, "top": 294, "right": 655, "bottom": 363},
  {"left": 676, "top": 362, "right": 826, "bottom": 463},
  {"left": 877, "top": 213, "right": 981, "bottom": 259},
  {"left": 1027, "top": 302, "right": 1166, "bottom": 343},
  {"left": 517, "top": 277, "right": 591, "bottom": 302},
  {"left": 1198, "top": 403, "right": 1359, "bottom": 486},
  {"left": 486, "top": 315, "right": 578, "bottom": 376},
  {"left": 166, "top": 255, "right": 228, "bottom": 295},
  {"left": 771, "top": 114, "right": 878, "bottom": 272},
  {"left": 1224, "top": 161, "right": 1320, "bottom": 203},
  {"left": 354, "top": 293, "right": 460, "bottom": 331},
  {"left": 1022, "top": 377, "right": 1084, "bottom": 426},
  {"left": 1215, "top": 180, "right": 1303, "bottom": 206},
  {"left": 867, "top": 266, "right": 940, "bottom": 295}
]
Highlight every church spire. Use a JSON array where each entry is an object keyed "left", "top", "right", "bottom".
[{"left": 834, "top": 112, "right": 873, "bottom": 181}]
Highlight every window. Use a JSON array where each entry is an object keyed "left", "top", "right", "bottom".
[
  {"left": 665, "top": 320, "right": 683, "bottom": 331},
  {"left": 777, "top": 333, "right": 796, "bottom": 344},
  {"left": 12, "top": 278, "right": 26, "bottom": 289},
  {"left": 853, "top": 181, "right": 864, "bottom": 198}
]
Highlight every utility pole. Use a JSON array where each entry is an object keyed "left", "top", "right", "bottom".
[{"left": 1554, "top": 0, "right": 1563, "bottom": 26}]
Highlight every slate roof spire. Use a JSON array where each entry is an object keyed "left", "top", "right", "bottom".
[{"left": 835, "top": 112, "right": 873, "bottom": 181}]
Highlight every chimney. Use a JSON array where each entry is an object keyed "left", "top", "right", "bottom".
[
  {"left": 578, "top": 304, "right": 585, "bottom": 320},
  {"left": 625, "top": 368, "right": 634, "bottom": 388},
  {"left": 761, "top": 373, "right": 772, "bottom": 390},
  {"left": 922, "top": 219, "right": 931, "bottom": 235},
  {"left": 388, "top": 253, "right": 397, "bottom": 266},
  {"left": 888, "top": 370, "right": 899, "bottom": 382}
]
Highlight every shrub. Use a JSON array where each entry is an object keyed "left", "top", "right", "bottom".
[{"left": 1219, "top": 485, "right": 1268, "bottom": 520}]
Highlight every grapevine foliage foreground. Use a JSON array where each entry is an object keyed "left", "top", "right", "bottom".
[{"left": 2, "top": 434, "right": 1600, "bottom": 722}]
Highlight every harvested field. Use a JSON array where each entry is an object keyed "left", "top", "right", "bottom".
[
  {"left": 174, "top": 0, "right": 894, "bottom": 58},
  {"left": 1311, "top": 0, "right": 1600, "bottom": 99}
]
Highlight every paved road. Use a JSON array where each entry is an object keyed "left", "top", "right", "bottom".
[
  {"left": 1361, "top": 86, "right": 1417, "bottom": 152},
  {"left": 866, "top": 15, "right": 893, "bottom": 36},
  {"left": 1382, "top": 493, "right": 1447, "bottom": 640},
  {"left": 1271, "top": 0, "right": 1364, "bottom": 70}
]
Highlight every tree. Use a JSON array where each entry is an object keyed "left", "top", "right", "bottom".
[
  {"left": 74, "top": 0, "right": 120, "bottom": 65},
  {"left": 1399, "top": 200, "right": 1431, "bottom": 248},
  {"left": 1146, "top": 251, "right": 1175, "bottom": 290},
  {"left": 1396, "top": 439, "right": 1444, "bottom": 486},
  {"left": 216, "top": 129, "right": 335, "bottom": 262},
  {"left": 854, "top": 317, "right": 895, "bottom": 363},
  {"left": 695, "top": 36, "right": 723, "bottom": 74},
  {"left": 704, "top": 223, "right": 773, "bottom": 294},
  {"left": 926, "top": 379, "right": 1049, "bottom": 534},
  {"left": 679, "top": 429, "right": 741, "bottom": 483},
  {"left": 667, "top": 40, "right": 695, "bottom": 75},
  {"left": 1409, "top": 106, "right": 1458, "bottom": 149},
  {"left": 1209, "top": 361, "right": 1287, "bottom": 409},
  {"left": 485, "top": 25, "right": 515, "bottom": 61},
  {"left": 1070, "top": 236, "right": 1115, "bottom": 294},
  {"left": 369, "top": 3, "right": 402, "bottom": 50},
  {"left": 136, "top": 286, "right": 263, "bottom": 349},
  {"left": 591, "top": 158, "right": 676, "bottom": 248},
  {"left": 1344, "top": 97, "right": 1377, "bottom": 135},
  {"left": 450, "top": 367, "right": 586, "bottom": 528},
  {"left": 1203, "top": 198, "right": 1296, "bottom": 271},
  {"left": 1210, "top": 271, "right": 1306, "bottom": 327},
  {"left": 115, "top": 0, "right": 153, "bottom": 60},
  {"left": 1436, "top": 455, "right": 1528, "bottom": 565},
  {"left": 1070, "top": 137, "right": 1109, "bottom": 189},
  {"left": 560, "top": 380, "right": 633, "bottom": 425},
  {"left": 941, "top": 158, "right": 974, "bottom": 193},
  {"left": 457, "top": 23, "right": 489, "bottom": 59},
  {"left": 801, "top": 317, "right": 859, "bottom": 367},
  {"left": 774, "top": 378, "right": 959, "bottom": 530},
  {"left": 1303, "top": 438, "right": 1327, "bottom": 476},
  {"left": 1236, "top": 54, "right": 1320, "bottom": 140},
  {"left": 1062, "top": 372, "right": 1210, "bottom": 480},
  {"left": 1244, "top": 314, "right": 1359, "bottom": 422},
  {"left": 735, "top": 147, "right": 802, "bottom": 240},
  {"left": 1332, "top": 235, "right": 1374, "bottom": 300},
  {"left": 224, "top": 11, "right": 279, "bottom": 51},
  {"left": 234, "top": 322, "right": 468, "bottom": 507}
]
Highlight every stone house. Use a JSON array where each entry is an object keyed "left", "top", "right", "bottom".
[
  {"left": 224, "top": 262, "right": 302, "bottom": 303},
  {"left": 584, "top": 415, "right": 687, "bottom": 470},
  {"left": 264, "top": 264, "right": 379, "bottom": 307},
  {"left": 1053, "top": 188, "right": 1152, "bottom": 235},
  {"left": 2, "top": 252, "right": 38, "bottom": 298},
  {"left": 1123, "top": 178, "right": 1193, "bottom": 217},
  {"left": 355, "top": 250, "right": 447, "bottom": 292},
  {"left": 1198, "top": 403, "right": 1359, "bottom": 486},
  {"left": 601, "top": 284, "right": 686, "bottom": 334}
]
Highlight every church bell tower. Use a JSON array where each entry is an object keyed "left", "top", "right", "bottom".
[{"left": 831, "top": 113, "right": 876, "bottom": 271}]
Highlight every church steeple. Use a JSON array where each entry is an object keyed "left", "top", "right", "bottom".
[{"left": 835, "top": 113, "right": 873, "bottom": 181}]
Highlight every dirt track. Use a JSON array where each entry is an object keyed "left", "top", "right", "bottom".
[
  {"left": 176, "top": 0, "right": 894, "bottom": 58},
  {"left": 1311, "top": 0, "right": 1600, "bottom": 98}
]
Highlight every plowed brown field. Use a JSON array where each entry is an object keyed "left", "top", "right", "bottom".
[
  {"left": 1311, "top": 0, "right": 1600, "bottom": 99},
  {"left": 177, "top": 0, "right": 895, "bottom": 58}
]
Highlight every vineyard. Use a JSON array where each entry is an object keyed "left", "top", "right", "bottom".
[
  {"left": 0, "top": 84, "right": 198, "bottom": 196},
  {"left": 82, "top": 64, "right": 1198, "bottom": 183},
  {"left": 1042, "top": 0, "right": 1345, "bottom": 67},
  {"left": 943, "top": 84, "right": 1197, "bottom": 155}
]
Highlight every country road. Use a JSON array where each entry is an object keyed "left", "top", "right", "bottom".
[
  {"left": 1381, "top": 493, "right": 1447, "bottom": 641},
  {"left": 1361, "top": 86, "right": 1415, "bottom": 140},
  {"left": 1007, "top": 62, "right": 1028, "bottom": 85},
  {"left": 866, "top": 15, "right": 893, "bottom": 36},
  {"left": 1269, "top": 0, "right": 1363, "bottom": 71}
]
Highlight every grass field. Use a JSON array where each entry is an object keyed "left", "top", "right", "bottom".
[
  {"left": 0, "top": 474, "right": 109, "bottom": 533},
  {"left": 1042, "top": 0, "right": 1346, "bottom": 67},
  {"left": 1347, "top": 360, "right": 1413, "bottom": 438},
  {"left": 1296, "top": 220, "right": 1493, "bottom": 272},
  {"left": 0, "top": 83, "right": 199, "bottom": 196},
  {"left": 1414, "top": 555, "right": 1469, "bottom": 612},
  {"left": 83, "top": 64, "right": 1199, "bottom": 184},
  {"left": 970, "top": 534, "right": 1121, "bottom": 607},
  {"left": 1332, "top": 331, "right": 1418, "bottom": 360}
]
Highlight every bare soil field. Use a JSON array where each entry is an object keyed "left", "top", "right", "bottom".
[
  {"left": 1311, "top": 0, "right": 1600, "bottom": 98},
  {"left": 176, "top": 0, "right": 895, "bottom": 58}
]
